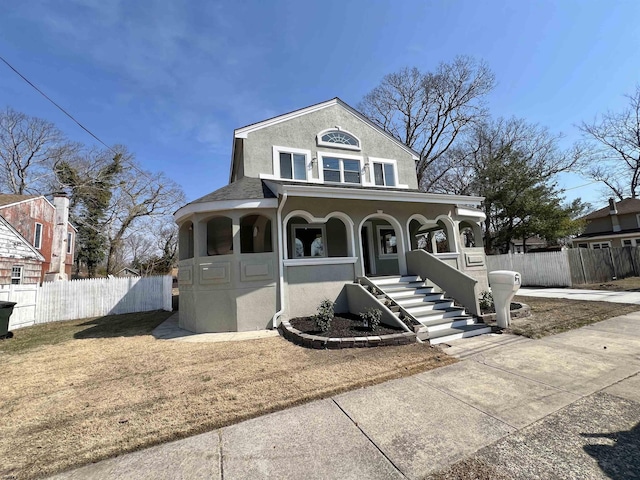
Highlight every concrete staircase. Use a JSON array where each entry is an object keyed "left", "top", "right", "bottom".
[{"left": 369, "top": 275, "right": 491, "bottom": 345}]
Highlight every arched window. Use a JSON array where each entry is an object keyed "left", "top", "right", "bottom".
[
  {"left": 435, "top": 220, "right": 451, "bottom": 253},
  {"left": 413, "top": 220, "right": 452, "bottom": 253},
  {"left": 178, "top": 221, "right": 194, "bottom": 260},
  {"left": 240, "top": 215, "right": 273, "bottom": 253},
  {"left": 317, "top": 129, "right": 360, "bottom": 150},
  {"left": 206, "top": 216, "right": 233, "bottom": 256},
  {"left": 459, "top": 222, "right": 476, "bottom": 248}
]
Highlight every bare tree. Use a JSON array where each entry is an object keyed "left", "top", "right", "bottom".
[
  {"left": 358, "top": 56, "right": 495, "bottom": 190},
  {"left": 103, "top": 150, "right": 185, "bottom": 275},
  {"left": 579, "top": 84, "right": 640, "bottom": 199},
  {"left": 0, "top": 107, "right": 77, "bottom": 194}
]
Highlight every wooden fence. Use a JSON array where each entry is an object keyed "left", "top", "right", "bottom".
[
  {"left": 1, "top": 275, "right": 173, "bottom": 330},
  {"left": 487, "top": 247, "right": 640, "bottom": 287}
]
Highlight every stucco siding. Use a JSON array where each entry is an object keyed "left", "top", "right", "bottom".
[
  {"left": 285, "top": 263, "right": 353, "bottom": 317},
  {"left": 242, "top": 104, "right": 419, "bottom": 189}
]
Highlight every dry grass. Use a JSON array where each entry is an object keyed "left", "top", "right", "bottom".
[
  {"left": 509, "top": 296, "right": 640, "bottom": 339},
  {"left": 0, "top": 311, "right": 454, "bottom": 480},
  {"left": 579, "top": 275, "right": 640, "bottom": 292}
]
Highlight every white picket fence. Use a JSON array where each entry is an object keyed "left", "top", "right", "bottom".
[
  {"left": 1, "top": 275, "right": 173, "bottom": 330},
  {"left": 486, "top": 251, "right": 572, "bottom": 287}
]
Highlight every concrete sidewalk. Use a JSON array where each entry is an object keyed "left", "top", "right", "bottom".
[
  {"left": 50, "top": 313, "right": 640, "bottom": 480},
  {"left": 517, "top": 287, "right": 640, "bottom": 304}
]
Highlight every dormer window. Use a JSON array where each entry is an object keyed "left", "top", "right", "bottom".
[{"left": 317, "top": 128, "right": 361, "bottom": 151}]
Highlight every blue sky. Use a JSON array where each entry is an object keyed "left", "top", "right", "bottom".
[{"left": 1, "top": 0, "right": 639, "bottom": 207}]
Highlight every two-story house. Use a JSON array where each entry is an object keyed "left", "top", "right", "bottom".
[
  {"left": 174, "top": 98, "right": 490, "bottom": 341},
  {"left": 0, "top": 194, "right": 76, "bottom": 283},
  {"left": 573, "top": 198, "right": 640, "bottom": 249}
]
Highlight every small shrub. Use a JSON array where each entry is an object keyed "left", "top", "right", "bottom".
[
  {"left": 479, "top": 291, "right": 494, "bottom": 311},
  {"left": 313, "top": 299, "right": 335, "bottom": 332},
  {"left": 360, "top": 307, "right": 382, "bottom": 331}
]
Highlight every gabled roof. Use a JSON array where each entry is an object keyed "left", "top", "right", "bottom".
[
  {"left": 583, "top": 198, "right": 640, "bottom": 220},
  {"left": 0, "top": 194, "right": 39, "bottom": 208},
  {"left": 0, "top": 214, "right": 45, "bottom": 262},
  {"left": 230, "top": 97, "right": 421, "bottom": 183}
]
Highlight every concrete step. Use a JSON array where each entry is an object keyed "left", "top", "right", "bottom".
[
  {"left": 428, "top": 324, "right": 493, "bottom": 345},
  {"left": 404, "top": 300, "right": 453, "bottom": 315},
  {"left": 388, "top": 287, "right": 435, "bottom": 298},
  {"left": 371, "top": 275, "right": 421, "bottom": 285},
  {"left": 424, "top": 316, "right": 476, "bottom": 332},
  {"left": 412, "top": 306, "right": 466, "bottom": 322},
  {"left": 396, "top": 294, "right": 445, "bottom": 307},
  {"left": 381, "top": 282, "right": 429, "bottom": 293}
]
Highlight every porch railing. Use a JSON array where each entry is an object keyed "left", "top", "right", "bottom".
[{"left": 406, "top": 250, "right": 481, "bottom": 316}]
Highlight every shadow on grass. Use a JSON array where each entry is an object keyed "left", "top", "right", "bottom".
[
  {"left": 582, "top": 422, "right": 640, "bottom": 480},
  {"left": 74, "top": 310, "right": 174, "bottom": 339}
]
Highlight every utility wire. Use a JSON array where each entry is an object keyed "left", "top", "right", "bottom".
[
  {"left": 0, "top": 54, "right": 117, "bottom": 155},
  {"left": 0, "top": 54, "right": 171, "bottom": 185},
  {"left": 561, "top": 180, "right": 600, "bottom": 191}
]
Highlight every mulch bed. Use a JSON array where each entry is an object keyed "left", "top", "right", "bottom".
[{"left": 290, "top": 313, "right": 405, "bottom": 337}]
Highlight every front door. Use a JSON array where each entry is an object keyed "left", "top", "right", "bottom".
[{"left": 361, "top": 222, "right": 377, "bottom": 276}]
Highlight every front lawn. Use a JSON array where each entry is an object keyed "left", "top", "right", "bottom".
[
  {"left": 0, "top": 311, "right": 453, "bottom": 479},
  {"left": 509, "top": 296, "right": 640, "bottom": 338}
]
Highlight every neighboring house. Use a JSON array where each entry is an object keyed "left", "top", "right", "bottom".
[
  {"left": 572, "top": 198, "right": 640, "bottom": 249},
  {"left": 0, "top": 214, "right": 45, "bottom": 284},
  {"left": 115, "top": 267, "right": 140, "bottom": 277},
  {"left": 174, "top": 98, "right": 489, "bottom": 334},
  {"left": 0, "top": 194, "right": 76, "bottom": 282},
  {"left": 510, "top": 236, "right": 548, "bottom": 254}
]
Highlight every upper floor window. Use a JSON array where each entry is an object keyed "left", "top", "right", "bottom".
[
  {"left": 280, "top": 152, "right": 306, "bottom": 180},
  {"left": 372, "top": 161, "right": 396, "bottom": 187},
  {"left": 317, "top": 128, "right": 360, "bottom": 151},
  {"left": 322, "top": 156, "right": 361, "bottom": 184},
  {"left": 67, "top": 232, "right": 73, "bottom": 255},
  {"left": 272, "top": 146, "right": 311, "bottom": 182},
  {"left": 34, "top": 223, "right": 43, "bottom": 249}
]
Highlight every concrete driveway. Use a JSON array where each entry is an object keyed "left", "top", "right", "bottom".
[{"left": 49, "top": 312, "right": 640, "bottom": 480}]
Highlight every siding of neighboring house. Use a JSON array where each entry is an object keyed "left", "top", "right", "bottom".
[
  {"left": 0, "top": 217, "right": 43, "bottom": 284},
  {"left": 0, "top": 196, "right": 74, "bottom": 280}
]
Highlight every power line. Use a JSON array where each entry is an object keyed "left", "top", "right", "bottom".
[
  {"left": 0, "top": 54, "right": 166, "bottom": 184},
  {"left": 562, "top": 180, "right": 601, "bottom": 192},
  {"left": 0, "top": 54, "right": 117, "bottom": 154}
]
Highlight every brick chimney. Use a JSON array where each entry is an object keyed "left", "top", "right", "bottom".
[
  {"left": 609, "top": 197, "right": 621, "bottom": 232},
  {"left": 44, "top": 194, "right": 70, "bottom": 282}
]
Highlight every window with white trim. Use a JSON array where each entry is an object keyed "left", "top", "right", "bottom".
[
  {"left": 280, "top": 152, "right": 306, "bottom": 180},
  {"left": 322, "top": 156, "right": 361, "bottom": 184},
  {"left": 577, "top": 243, "right": 588, "bottom": 248},
  {"left": 377, "top": 226, "right": 398, "bottom": 257},
  {"left": 34, "top": 223, "right": 43, "bottom": 249},
  {"left": 622, "top": 238, "right": 640, "bottom": 247},
  {"left": 11, "top": 265, "right": 22, "bottom": 284},
  {"left": 67, "top": 232, "right": 73, "bottom": 255},
  {"left": 591, "top": 241, "right": 611, "bottom": 249},
  {"left": 272, "top": 146, "right": 311, "bottom": 181},
  {"left": 291, "top": 224, "right": 326, "bottom": 258},
  {"left": 317, "top": 129, "right": 360, "bottom": 150},
  {"left": 371, "top": 161, "right": 397, "bottom": 187}
]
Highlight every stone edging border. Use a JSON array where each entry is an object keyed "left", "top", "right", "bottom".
[
  {"left": 278, "top": 320, "right": 417, "bottom": 349},
  {"left": 477, "top": 302, "right": 532, "bottom": 324}
]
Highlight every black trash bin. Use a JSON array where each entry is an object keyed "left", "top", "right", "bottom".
[{"left": 0, "top": 301, "right": 17, "bottom": 338}]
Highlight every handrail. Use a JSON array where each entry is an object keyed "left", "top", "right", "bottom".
[
  {"left": 357, "top": 276, "right": 418, "bottom": 330},
  {"left": 406, "top": 250, "right": 481, "bottom": 316}
]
